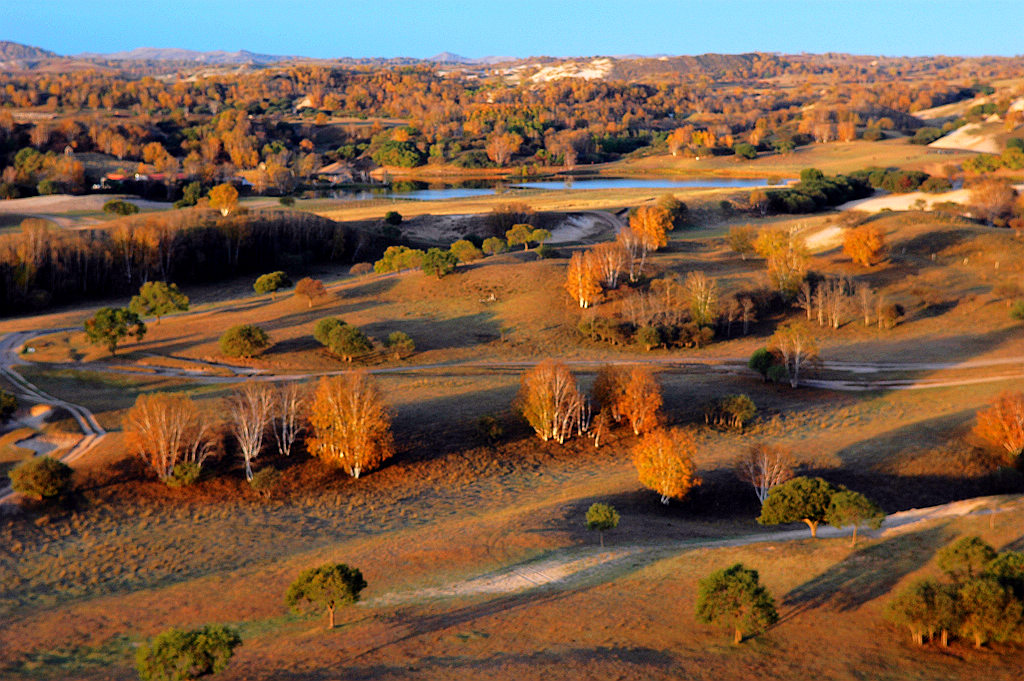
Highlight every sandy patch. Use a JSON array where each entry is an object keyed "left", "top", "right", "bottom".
[
  {"left": 928, "top": 123, "right": 1001, "bottom": 153},
  {"left": 802, "top": 224, "right": 844, "bottom": 252},
  {"left": 0, "top": 193, "right": 170, "bottom": 215},
  {"left": 838, "top": 184, "right": 1024, "bottom": 213},
  {"left": 529, "top": 58, "right": 613, "bottom": 83}
]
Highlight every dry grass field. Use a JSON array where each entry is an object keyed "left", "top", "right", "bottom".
[{"left": 3, "top": 184, "right": 1024, "bottom": 680}]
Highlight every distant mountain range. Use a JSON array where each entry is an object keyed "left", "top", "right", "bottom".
[{"left": 75, "top": 47, "right": 291, "bottom": 64}]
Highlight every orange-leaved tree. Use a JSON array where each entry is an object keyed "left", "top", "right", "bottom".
[
  {"left": 124, "top": 393, "right": 214, "bottom": 481},
  {"left": 295, "top": 277, "right": 328, "bottom": 308},
  {"left": 616, "top": 366, "right": 663, "bottom": 435},
  {"left": 591, "top": 364, "right": 630, "bottom": 423},
  {"left": 630, "top": 204, "right": 673, "bottom": 253},
  {"left": 208, "top": 183, "right": 239, "bottom": 217},
  {"left": 973, "top": 391, "right": 1024, "bottom": 465},
  {"left": 843, "top": 224, "right": 886, "bottom": 267},
  {"left": 516, "top": 360, "right": 587, "bottom": 444},
  {"left": 565, "top": 251, "right": 601, "bottom": 309},
  {"left": 632, "top": 427, "right": 701, "bottom": 504},
  {"left": 306, "top": 373, "right": 393, "bottom": 478}
]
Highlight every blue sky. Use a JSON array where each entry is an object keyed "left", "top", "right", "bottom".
[{"left": 5, "top": 0, "right": 1024, "bottom": 58}]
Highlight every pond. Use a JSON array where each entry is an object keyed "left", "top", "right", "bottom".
[{"left": 312, "top": 176, "right": 785, "bottom": 202}]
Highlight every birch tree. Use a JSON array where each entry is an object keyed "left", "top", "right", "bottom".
[
  {"left": 769, "top": 321, "right": 818, "bottom": 388},
  {"left": 735, "top": 442, "right": 794, "bottom": 505},
  {"left": 516, "top": 360, "right": 586, "bottom": 444},
  {"left": 272, "top": 381, "right": 306, "bottom": 457},
  {"left": 306, "top": 373, "right": 393, "bottom": 479},
  {"left": 227, "top": 381, "right": 275, "bottom": 480},
  {"left": 124, "top": 393, "right": 214, "bottom": 481}
]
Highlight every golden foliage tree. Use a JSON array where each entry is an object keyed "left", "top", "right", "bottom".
[
  {"left": 754, "top": 227, "right": 809, "bottom": 297},
  {"left": 124, "top": 393, "right": 214, "bottom": 480},
  {"left": 843, "top": 224, "right": 886, "bottom": 267},
  {"left": 208, "top": 183, "right": 239, "bottom": 217},
  {"left": 306, "top": 373, "right": 393, "bottom": 478},
  {"left": 632, "top": 428, "right": 701, "bottom": 504},
  {"left": 629, "top": 204, "right": 673, "bottom": 253},
  {"left": 617, "top": 366, "right": 663, "bottom": 436},
  {"left": 516, "top": 360, "right": 587, "bottom": 444},
  {"left": 973, "top": 392, "right": 1024, "bottom": 465},
  {"left": 565, "top": 251, "right": 601, "bottom": 309},
  {"left": 591, "top": 364, "right": 629, "bottom": 422}
]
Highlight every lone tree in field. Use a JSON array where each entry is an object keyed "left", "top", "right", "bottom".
[
  {"left": 10, "top": 456, "right": 73, "bottom": 501},
  {"left": 757, "top": 476, "right": 840, "bottom": 538},
  {"left": 695, "top": 563, "right": 779, "bottom": 644},
  {"left": 124, "top": 393, "right": 214, "bottom": 482},
  {"left": 219, "top": 324, "right": 270, "bottom": 358},
  {"left": 129, "top": 281, "right": 189, "bottom": 324},
  {"left": 769, "top": 321, "right": 818, "bottom": 388},
  {"left": 937, "top": 536, "right": 998, "bottom": 582},
  {"left": 135, "top": 624, "right": 241, "bottom": 681},
  {"left": 530, "top": 227, "right": 552, "bottom": 248},
  {"left": 632, "top": 427, "right": 700, "bottom": 504},
  {"left": 294, "top": 277, "right": 328, "bottom": 308},
  {"left": 286, "top": 563, "right": 367, "bottom": 629},
  {"left": 226, "top": 381, "right": 275, "bottom": 481},
  {"left": 84, "top": 307, "right": 146, "bottom": 355},
  {"left": 208, "top": 183, "right": 239, "bottom": 216},
  {"left": 972, "top": 391, "right": 1024, "bottom": 465},
  {"left": 506, "top": 223, "right": 534, "bottom": 251},
  {"left": 585, "top": 502, "right": 620, "bottom": 547},
  {"left": 421, "top": 247, "right": 458, "bottom": 278},
  {"left": 735, "top": 442, "right": 793, "bottom": 506},
  {"left": 564, "top": 251, "right": 601, "bottom": 308},
  {"left": 313, "top": 317, "right": 345, "bottom": 345},
  {"left": 253, "top": 271, "right": 291, "bottom": 296},
  {"left": 825, "top": 490, "right": 885, "bottom": 546},
  {"left": 306, "top": 373, "right": 393, "bottom": 478},
  {"left": 843, "top": 224, "right": 887, "bottom": 267},
  {"left": 516, "top": 360, "right": 586, "bottom": 444},
  {"left": 886, "top": 578, "right": 959, "bottom": 646},
  {"left": 385, "top": 331, "right": 415, "bottom": 359}
]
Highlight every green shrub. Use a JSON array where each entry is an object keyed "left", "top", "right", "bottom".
[
  {"left": 476, "top": 415, "right": 504, "bottom": 444},
  {"left": 910, "top": 127, "right": 943, "bottom": 145},
  {"left": 0, "top": 388, "right": 17, "bottom": 422},
  {"left": 535, "top": 243, "right": 559, "bottom": 259},
  {"left": 635, "top": 325, "right": 661, "bottom": 351},
  {"left": 10, "top": 456, "right": 73, "bottom": 501},
  {"left": 219, "top": 325, "right": 270, "bottom": 358},
  {"left": 385, "top": 331, "right": 415, "bottom": 358},
  {"left": 135, "top": 624, "right": 241, "bottom": 681},
  {"left": 103, "top": 199, "right": 140, "bottom": 215},
  {"left": 1010, "top": 300, "right": 1024, "bottom": 321},
  {"left": 166, "top": 461, "right": 202, "bottom": 487},
  {"left": 249, "top": 467, "right": 281, "bottom": 498},
  {"left": 279, "top": 196, "right": 296, "bottom": 207},
  {"left": 326, "top": 324, "right": 372, "bottom": 361},
  {"left": 384, "top": 210, "right": 403, "bottom": 226}
]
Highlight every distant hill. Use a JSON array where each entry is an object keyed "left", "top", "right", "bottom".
[
  {"left": 0, "top": 40, "right": 58, "bottom": 60},
  {"left": 76, "top": 47, "right": 290, "bottom": 64}
]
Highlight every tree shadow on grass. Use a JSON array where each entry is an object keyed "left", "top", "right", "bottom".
[
  {"left": 273, "top": 645, "right": 679, "bottom": 681},
  {"left": 779, "top": 524, "right": 951, "bottom": 621}
]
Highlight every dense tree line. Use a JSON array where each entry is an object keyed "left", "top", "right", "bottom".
[{"left": 0, "top": 209, "right": 356, "bottom": 314}]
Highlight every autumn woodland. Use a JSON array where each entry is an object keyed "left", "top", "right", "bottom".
[{"left": 3, "top": 32, "right": 1024, "bottom": 681}]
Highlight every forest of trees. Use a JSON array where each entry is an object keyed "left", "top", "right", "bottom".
[{"left": 2, "top": 51, "right": 1022, "bottom": 200}]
